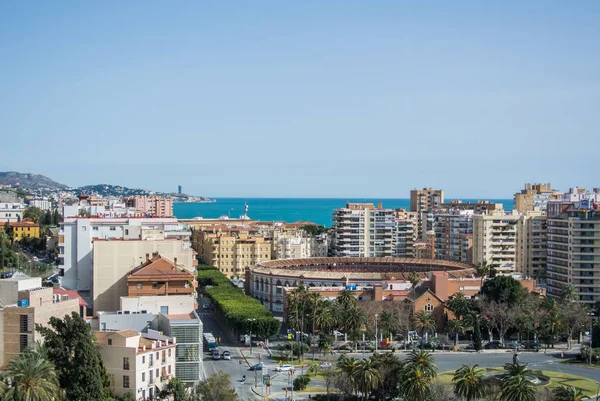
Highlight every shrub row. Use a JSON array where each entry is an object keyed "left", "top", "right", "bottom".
[{"left": 197, "top": 267, "right": 280, "bottom": 338}]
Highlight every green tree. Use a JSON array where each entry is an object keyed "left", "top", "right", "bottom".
[
  {"left": 452, "top": 364, "right": 486, "bottom": 401},
  {"left": 36, "top": 312, "right": 109, "bottom": 401},
  {"left": 408, "top": 271, "right": 421, "bottom": 291},
  {"left": 23, "top": 207, "right": 44, "bottom": 223},
  {"left": 553, "top": 385, "right": 585, "bottom": 401},
  {"left": 481, "top": 275, "right": 523, "bottom": 306},
  {"left": 447, "top": 292, "right": 471, "bottom": 320},
  {"left": 499, "top": 362, "right": 536, "bottom": 401},
  {"left": 472, "top": 314, "right": 483, "bottom": 352},
  {"left": 353, "top": 358, "right": 382, "bottom": 398},
  {"left": 379, "top": 310, "right": 398, "bottom": 339},
  {"left": 560, "top": 284, "right": 578, "bottom": 303},
  {"left": 446, "top": 319, "right": 465, "bottom": 346},
  {"left": 336, "top": 289, "right": 357, "bottom": 310},
  {"left": 190, "top": 371, "right": 239, "bottom": 401},
  {"left": 301, "top": 225, "right": 328, "bottom": 236},
  {"left": 370, "top": 353, "right": 404, "bottom": 400},
  {"left": 2, "top": 342, "right": 62, "bottom": 401},
  {"left": 399, "top": 350, "right": 438, "bottom": 401},
  {"left": 344, "top": 306, "right": 366, "bottom": 351},
  {"left": 413, "top": 310, "right": 436, "bottom": 343},
  {"left": 167, "top": 378, "right": 187, "bottom": 401},
  {"left": 337, "top": 355, "right": 361, "bottom": 396}
]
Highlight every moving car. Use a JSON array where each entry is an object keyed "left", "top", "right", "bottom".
[
  {"left": 222, "top": 351, "right": 231, "bottom": 360},
  {"left": 249, "top": 363, "right": 265, "bottom": 371},
  {"left": 213, "top": 350, "right": 221, "bottom": 360},
  {"left": 274, "top": 364, "right": 295, "bottom": 372}
]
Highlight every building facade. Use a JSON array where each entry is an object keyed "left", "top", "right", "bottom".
[
  {"left": 513, "top": 183, "right": 561, "bottom": 213},
  {"left": 472, "top": 211, "right": 520, "bottom": 274},
  {"left": 0, "top": 203, "right": 25, "bottom": 223},
  {"left": 332, "top": 203, "right": 395, "bottom": 257},
  {"left": 410, "top": 188, "right": 444, "bottom": 240},
  {"left": 432, "top": 210, "right": 474, "bottom": 263},
  {"left": 546, "top": 188, "right": 600, "bottom": 304},
  {"left": 96, "top": 330, "right": 177, "bottom": 400},
  {"left": 125, "top": 196, "right": 174, "bottom": 218},
  {"left": 0, "top": 220, "right": 41, "bottom": 241},
  {"left": 394, "top": 209, "right": 417, "bottom": 258}
]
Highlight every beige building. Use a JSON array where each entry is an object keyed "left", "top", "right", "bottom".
[
  {"left": 193, "top": 230, "right": 272, "bottom": 277},
  {"left": 96, "top": 329, "right": 177, "bottom": 400},
  {"left": 410, "top": 188, "right": 444, "bottom": 239},
  {"left": 513, "top": 183, "right": 561, "bottom": 213},
  {"left": 516, "top": 212, "right": 548, "bottom": 278},
  {"left": 394, "top": 209, "right": 417, "bottom": 258},
  {"left": 433, "top": 210, "right": 474, "bottom": 263},
  {"left": 0, "top": 276, "right": 80, "bottom": 369},
  {"left": 332, "top": 202, "right": 395, "bottom": 257},
  {"left": 125, "top": 196, "right": 174, "bottom": 218},
  {"left": 440, "top": 200, "right": 502, "bottom": 214},
  {"left": 92, "top": 240, "right": 195, "bottom": 314}
]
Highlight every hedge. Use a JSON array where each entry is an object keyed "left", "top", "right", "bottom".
[{"left": 197, "top": 267, "right": 281, "bottom": 338}]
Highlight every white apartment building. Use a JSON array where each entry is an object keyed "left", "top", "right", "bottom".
[
  {"left": 516, "top": 212, "right": 547, "bottom": 278},
  {"left": 96, "top": 329, "right": 177, "bottom": 400},
  {"left": 58, "top": 216, "right": 191, "bottom": 296},
  {"left": 473, "top": 211, "right": 520, "bottom": 274},
  {"left": 332, "top": 203, "right": 395, "bottom": 257},
  {"left": 0, "top": 203, "right": 25, "bottom": 223},
  {"left": 28, "top": 198, "right": 53, "bottom": 211},
  {"left": 547, "top": 189, "right": 600, "bottom": 304},
  {"left": 394, "top": 209, "right": 417, "bottom": 258},
  {"left": 276, "top": 234, "right": 328, "bottom": 259}
]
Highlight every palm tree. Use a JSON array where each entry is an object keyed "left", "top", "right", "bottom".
[
  {"left": 337, "top": 289, "right": 357, "bottom": 310},
  {"left": 499, "top": 362, "right": 535, "bottom": 401},
  {"left": 399, "top": 350, "right": 438, "bottom": 401},
  {"left": 379, "top": 311, "right": 398, "bottom": 339},
  {"left": 560, "top": 284, "right": 578, "bottom": 303},
  {"left": 337, "top": 355, "right": 360, "bottom": 396},
  {"left": 452, "top": 364, "right": 486, "bottom": 401},
  {"left": 447, "top": 292, "right": 470, "bottom": 320},
  {"left": 307, "top": 292, "right": 322, "bottom": 334},
  {"left": 315, "top": 304, "right": 336, "bottom": 334},
  {"left": 408, "top": 271, "right": 421, "bottom": 293},
  {"left": 3, "top": 343, "right": 61, "bottom": 401},
  {"left": 445, "top": 319, "right": 465, "bottom": 346},
  {"left": 353, "top": 358, "right": 382, "bottom": 398},
  {"left": 344, "top": 306, "right": 366, "bottom": 351},
  {"left": 553, "top": 385, "right": 584, "bottom": 401},
  {"left": 414, "top": 310, "right": 436, "bottom": 344}
]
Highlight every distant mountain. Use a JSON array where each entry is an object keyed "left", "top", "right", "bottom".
[{"left": 0, "top": 171, "right": 68, "bottom": 191}]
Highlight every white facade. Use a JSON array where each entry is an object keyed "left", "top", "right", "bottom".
[
  {"left": 0, "top": 276, "right": 42, "bottom": 306},
  {"left": 332, "top": 203, "right": 395, "bottom": 257},
  {"left": 97, "top": 330, "right": 177, "bottom": 400},
  {"left": 0, "top": 203, "right": 25, "bottom": 223},
  {"left": 58, "top": 217, "right": 190, "bottom": 292},
  {"left": 120, "top": 295, "right": 195, "bottom": 315},
  {"left": 28, "top": 198, "right": 52, "bottom": 211},
  {"left": 473, "top": 211, "right": 520, "bottom": 273},
  {"left": 276, "top": 235, "right": 328, "bottom": 259}
]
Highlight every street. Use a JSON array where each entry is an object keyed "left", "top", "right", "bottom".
[{"left": 198, "top": 298, "right": 600, "bottom": 400}]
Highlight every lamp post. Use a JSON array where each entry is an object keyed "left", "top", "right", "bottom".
[
  {"left": 248, "top": 318, "right": 256, "bottom": 355},
  {"left": 375, "top": 314, "right": 379, "bottom": 352},
  {"left": 589, "top": 313, "right": 595, "bottom": 366}
]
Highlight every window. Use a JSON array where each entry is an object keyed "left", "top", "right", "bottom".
[
  {"left": 156, "top": 351, "right": 159, "bottom": 360},
  {"left": 123, "top": 357, "right": 130, "bottom": 370},
  {"left": 81, "top": 226, "right": 86, "bottom": 232},
  {"left": 92, "top": 226, "right": 99, "bottom": 231},
  {"left": 424, "top": 304, "right": 434, "bottom": 312},
  {"left": 160, "top": 306, "right": 169, "bottom": 314},
  {"left": 109, "top": 226, "right": 116, "bottom": 231},
  {"left": 108, "top": 339, "right": 112, "bottom": 345},
  {"left": 20, "top": 315, "right": 29, "bottom": 333},
  {"left": 152, "top": 282, "right": 158, "bottom": 289},
  {"left": 142, "top": 355, "right": 145, "bottom": 363},
  {"left": 168, "top": 349, "right": 171, "bottom": 357},
  {"left": 142, "top": 372, "right": 145, "bottom": 382},
  {"left": 125, "top": 229, "right": 129, "bottom": 235},
  {"left": 136, "top": 283, "right": 142, "bottom": 290},
  {"left": 168, "top": 365, "right": 171, "bottom": 374},
  {"left": 20, "top": 334, "right": 28, "bottom": 352},
  {"left": 123, "top": 375, "right": 130, "bottom": 388}
]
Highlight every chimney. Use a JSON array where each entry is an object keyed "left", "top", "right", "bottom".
[{"left": 174, "top": 257, "right": 178, "bottom": 267}]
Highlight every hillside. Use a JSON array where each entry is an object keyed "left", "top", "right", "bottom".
[{"left": 0, "top": 171, "right": 68, "bottom": 191}]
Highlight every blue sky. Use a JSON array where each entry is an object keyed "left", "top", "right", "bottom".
[{"left": 1, "top": 1, "right": 598, "bottom": 198}]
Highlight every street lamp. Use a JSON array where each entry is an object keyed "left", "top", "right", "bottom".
[
  {"left": 248, "top": 318, "right": 256, "bottom": 355},
  {"left": 589, "top": 312, "right": 595, "bottom": 366},
  {"left": 375, "top": 314, "right": 379, "bottom": 352}
]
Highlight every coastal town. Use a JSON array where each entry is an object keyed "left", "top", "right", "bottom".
[{"left": 1, "top": 178, "right": 600, "bottom": 400}]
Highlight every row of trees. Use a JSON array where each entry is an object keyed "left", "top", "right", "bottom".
[
  {"left": 197, "top": 266, "right": 281, "bottom": 338},
  {"left": 327, "top": 350, "right": 584, "bottom": 401}
]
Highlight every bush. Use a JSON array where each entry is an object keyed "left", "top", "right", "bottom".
[
  {"left": 293, "top": 375, "right": 311, "bottom": 391},
  {"left": 579, "top": 346, "right": 600, "bottom": 363},
  {"left": 197, "top": 267, "right": 280, "bottom": 338}
]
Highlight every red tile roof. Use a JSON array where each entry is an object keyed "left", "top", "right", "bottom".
[
  {"left": 128, "top": 254, "right": 195, "bottom": 281},
  {"left": 53, "top": 289, "right": 88, "bottom": 307}
]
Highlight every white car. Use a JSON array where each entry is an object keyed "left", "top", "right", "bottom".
[
  {"left": 222, "top": 351, "right": 231, "bottom": 360},
  {"left": 274, "top": 364, "right": 295, "bottom": 372},
  {"left": 320, "top": 362, "right": 332, "bottom": 369}
]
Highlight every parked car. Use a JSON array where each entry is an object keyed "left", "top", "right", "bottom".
[
  {"left": 213, "top": 351, "right": 221, "bottom": 360},
  {"left": 521, "top": 341, "right": 541, "bottom": 351},
  {"left": 249, "top": 363, "right": 265, "bottom": 371},
  {"left": 222, "top": 351, "right": 231, "bottom": 360},
  {"left": 484, "top": 341, "right": 503, "bottom": 350},
  {"left": 202, "top": 303, "right": 214, "bottom": 310},
  {"left": 1, "top": 272, "right": 13, "bottom": 279},
  {"left": 506, "top": 340, "right": 521, "bottom": 349},
  {"left": 320, "top": 362, "right": 332, "bottom": 369},
  {"left": 274, "top": 364, "right": 295, "bottom": 372}
]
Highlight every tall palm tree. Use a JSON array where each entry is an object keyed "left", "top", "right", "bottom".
[
  {"left": 447, "top": 292, "right": 470, "bottom": 320},
  {"left": 399, "top": 350, "right": 438, "bottom": 401},
  {"left": 337, "top": 355, "right": 360, "bottom": 396},
  {"left": 337, "top": 289, "right": 357, "bottom": 310},
  {"left": 3, "top": 343, "right": 61, "bottom": 401},
  {"left": 344, "top": 306, "right": 366, "bottom": 351},
  {"left": 560, "top": 284, "right": 578, "bottom": 303},
  {"left": 499, "top": 362, "right": 535, "bottom": 401},
  {"left": 407, "top": 272, "right": 421, "bottom": 293},
  {"left": 307, "top": 292, "right": 322, "bottom": 334},
  {"left": 414, "top": 310, "right": 436, "bottom": 344},
  {"left": 379, "top": 311, "right": 398, "bottom": 340},
  {"left": 553, "top": 385, "right": 584, "bottom": 401},
  {"left": 452, "top": 364, "right": 486, "bottom": 401},
  {"left": 315, "top": 304, "right": 336, "bottom": 334},
  {"left": 353, "top": 358, "right": 382, "bottom": 398},
  {"left": 445, "top": 319, "right": 465, "bottom": 346}
]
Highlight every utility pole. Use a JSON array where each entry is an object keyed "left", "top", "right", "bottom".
[
  {"left": 249, "top": 318, "right": 256, "bottom": 355},
  {"left": 375, "top": 314, "right": 379, "bottom": 352}
]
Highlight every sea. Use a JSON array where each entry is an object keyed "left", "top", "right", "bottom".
[{"left": 174, "top": 198, "right": 513, "bottom": 227}]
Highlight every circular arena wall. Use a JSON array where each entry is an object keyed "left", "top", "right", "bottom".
[{"left": 246, "top": 257, "right": 476, "bottom": 313}]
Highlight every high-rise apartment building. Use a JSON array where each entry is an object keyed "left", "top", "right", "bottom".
[
  {"left": 394, "top": 209, "right": 417, "bottom": 258},
  {"left": 332, "top": 203, "right": 396, "bottom": 257},
  {"left": 516, "top": 213, "right": 547, "bottom": 278},
  {"left": 410, "top": 188, "right": 444, "bottom": 239},
  {"left": 513, "top": 183, "right": 562, "bottom": 213},
  {"left": 546, "top": 188, "right": 600, "bottom": 304},
  {"left": 124, "top": 196, "right": 173, "bottom": 217},
  {"left": 433, "top": 210, "right": 474, "bottom": 263},
  {"left": 473, "top": 211, "right": 520, "bottom": 274}
]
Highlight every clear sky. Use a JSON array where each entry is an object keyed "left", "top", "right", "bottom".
[{"left": 1, "top": 1, "right": 598, "bottom": 199}]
